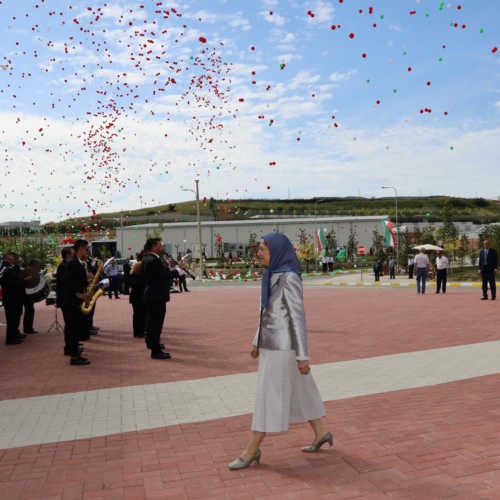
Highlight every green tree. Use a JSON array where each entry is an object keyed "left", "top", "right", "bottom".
[
  {"left": 325, "top": 227, "right": 337, "bottom": 256},
  {"left": 213, "top": 233, "right": 225, "bottom": 267},
  {"left": 436, "top": 200, "right": 459, "bottom": 249},
  {"left": 456, "top": 234, "right": 469, "bottom": 267},
  {"left": 371, "top": 226, "right": 386, "bottom": 261},
  {"left": 478, "top": 224, "right": 500, "bottom": 251},
  {"left": 422, "top": 226, "right": 437, "bottom": 245},
  {"left": 295, "top": 228, "right": 317, "bottom": 272},
  {"left": 397, "top": 228, "right": 412, "bottom": 270},
  {"left": 247, "top": 231, "right": 258, "bottom": 258},
  {"left": 346, "top": 224, "right": 359, "bottom": 260}
]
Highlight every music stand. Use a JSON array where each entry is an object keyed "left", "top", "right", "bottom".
[{"left": 47, "top": 295, "right": 63, "bottom": 333}]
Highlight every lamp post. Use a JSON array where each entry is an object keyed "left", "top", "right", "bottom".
[
  {"left": 381, "top": 186, "right": 398, "bottom": 274},
  {"left": 120, "top": 210, "right": 124, "bottom": 257},
  {"left": 181, "top": 180, "right": 204, "bottom": 278},
  {"left": 314, "top": 199, "right": 325, "bottom": 272}
]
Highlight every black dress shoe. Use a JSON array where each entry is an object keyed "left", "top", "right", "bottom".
[
  {"left": 90, "top": 325, "right": 100, "bottom": 330},
  {"left": 151, "top": 351, "right": 171, "bottom": 360},
  {"left": 64, "top": 347, "right": 84, "bottom": 356},
  {"left": 6, "top": 339, "right": 23, "bottom": 345},
  {"left": 17, "top": 333, "right": 27, "bottom": 339},
  {"left": 24, "top": 330, "right": 39, "bottom": 334},
  {"left": 481, "top": 297, "right": 488, "bottom": 300},
  {"left": 70, "top": 356, "right": 91, "bottom": 365},
  {"left": 146, "top": 343, "right": 165, "bottom": 350},
  {"left": 134, "top": 334, "right": 146, "bottom": 338},
  {"left": 89, "top": 329, "right": 98, "bottom": 335}
]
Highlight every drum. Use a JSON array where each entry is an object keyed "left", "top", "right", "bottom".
[{"left": 25, "top": 274, "right": 50, "bottom": 303}]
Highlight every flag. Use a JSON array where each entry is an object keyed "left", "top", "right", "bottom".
[
  {"left": 383, "top": 220, "right": 396, "bottom": 248},
  {"left": 316, "top": 228, "right": 327, "bottom": 256}
]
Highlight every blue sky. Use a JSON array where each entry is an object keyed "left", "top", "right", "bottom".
[{"left": 0, "top": 0, "right": 499, "bottom": 222}]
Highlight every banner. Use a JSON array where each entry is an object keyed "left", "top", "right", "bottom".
[
  {"left": 316, "top": 228, "right": 327, "bottom": 256},
  {"left": 383, "top": 220, "right": 396, "bottom": 248}
]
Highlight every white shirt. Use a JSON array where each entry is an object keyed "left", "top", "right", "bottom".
[
  {"left": 414, "top": 253, "right": 429, "bottom": 268},
  {"left": 436, "top": 256, "right": 449, "bottom": 270}
]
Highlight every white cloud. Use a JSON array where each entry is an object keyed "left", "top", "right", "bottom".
[
  {"left": 329, "top": 70, "right": 356, "bottom": 83},
  {"left": 305, "top": 1, "right": 335, "bottom": 24},
  {"left": 261, "top": 10, "right": 286, "bottom": 26},
  {"left": 229, "top": 15, "right": 252, "bottom": 31},
  {"left": 387, "top": 24, "right": 402, "bottom": 33}
]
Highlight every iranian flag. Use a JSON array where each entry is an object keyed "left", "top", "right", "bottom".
[
  {"left": 316, "top": 228, "right": 327, "bottom": 256},
  {"left": 383, "top": 220, "right": 396, "bottom": 248}
]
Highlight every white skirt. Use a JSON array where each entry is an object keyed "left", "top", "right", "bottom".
[{"left": 251, "top": 348, "right": 326, "bottom": 433}]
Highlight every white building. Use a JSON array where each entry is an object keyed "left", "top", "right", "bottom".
[{"left": 115, "top": 216, "right": 389, "bottom": 259}]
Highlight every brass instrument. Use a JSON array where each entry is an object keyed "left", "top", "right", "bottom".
[{"left": 81, "top": 258, "right": 110, "bottom": 315}]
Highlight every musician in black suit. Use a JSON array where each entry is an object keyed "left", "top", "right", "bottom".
[
  {"left": 478, "top": 240, "right": 498, "bottom": 300},
  {"left": 23, "top": 259, "right": 41, "bottom": 334},
  {"left": 63, "top": 240, "right": 91, "bottom": 365},
  {"left": 1, "top": 252, "right": 29, "bottom": 344},
  {"left": 141, "top": 238, "right": 179, "bottom": 359},
  {"left": 56, "top": 246, "right": 78, "bottom": 355}
]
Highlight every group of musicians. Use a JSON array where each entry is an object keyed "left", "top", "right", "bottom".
[
  {"left": 1, "top": 237, "right": 189, "bottom": 365},
  {"left": 0, "top": 253, "right": 42, "bottom": 344}
]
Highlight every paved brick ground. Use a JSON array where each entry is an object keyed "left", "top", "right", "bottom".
[
  {"left": 1, "top": 373, "right": 500, "bottom": 499},
  {"left": 1, "top": 285, "right": 500, "bottom": 499},
  {"left": 0, "top": 286, "right": 498, "bottom": 400}
]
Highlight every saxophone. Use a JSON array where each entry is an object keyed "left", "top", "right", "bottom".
[{"left": 81, "top": 259, "right": 108, "bottom": 315}]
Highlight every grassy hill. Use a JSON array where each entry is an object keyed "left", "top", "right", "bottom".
[{"left": 96, "top": 196, "right": 500, "bottom": 226}]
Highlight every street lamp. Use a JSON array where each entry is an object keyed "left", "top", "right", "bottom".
[
  {"left": 181, "top": 180, "right": 204, "bottom": 278},
  {"left": 381, "top": 186, "right": 398, "bottom": 274},
  {"left": 314, "top": 199, "right": 325, "bottom": 272}
]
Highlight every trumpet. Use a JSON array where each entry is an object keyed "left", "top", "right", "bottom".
[{"left": 80, "top": 258, "right": 110, "bottom": 315}]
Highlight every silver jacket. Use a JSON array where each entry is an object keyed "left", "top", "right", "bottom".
[{"left": 252, "top": 272, "right": 309, "bottom": 360}]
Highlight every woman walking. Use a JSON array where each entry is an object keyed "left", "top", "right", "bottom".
[{"left": 228, "top": 232, "right": 332, "bottom": 470}]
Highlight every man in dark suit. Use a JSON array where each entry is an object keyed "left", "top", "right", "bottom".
[
  {"left": 56, "top": 246, "right": 80, "bottom": 356},
  {"left": 478, "top": 239, "right": 497, "bottom": 300},
  {"left": 141, "top": 238, "right": 178, "bottom": 359},
  {"left": 63, "top": 240, "right": 92, "bottom": 365},
  {"left": 1, "top": 252, "right": 28, "bottom": 344}
]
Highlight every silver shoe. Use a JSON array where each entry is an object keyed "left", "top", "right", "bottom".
[
  {"left": 302, "top": 432, "right": 333, "bottom": 453},
  {"left": 228, "top": 449, "right": 261, "bottom": 470}
]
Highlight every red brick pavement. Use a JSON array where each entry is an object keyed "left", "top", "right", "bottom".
[
  {"left": 0, "top": 286, "right": 498, "bottom": 400},
  {"left": 1, "top": 373, "right": 500, "bottom": 499},
  {"left": 1, "top": 286, "right": 500, "bottom": 498}
]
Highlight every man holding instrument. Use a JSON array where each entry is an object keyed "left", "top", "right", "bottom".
[
  {"left": 63, "top": 240, "right": 92, "bottom": 366},
  {"left": 1, "top": 252, "right": 31, "bottom": 345}
]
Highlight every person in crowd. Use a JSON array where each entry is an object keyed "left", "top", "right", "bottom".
[
  {"left": 408, "top": 255, "right": 415, "bottom": 279},
  {"left": 129, "top": 251, "right": 146, "bottom": 338},
  {"left": 478, "top": 239, "right": 497, "bottom": 300},
  {"left": 62, "top": 240, "right": 92, "bottom": 365},
  {"left": 327, "top": 255, "right": 334, "bottom": 273},
  {"left": 389, "top": 257, "right": 395, "bottom": 279},
  {"left": 122, "top": 257, "right": 131, "bottom": 295},
  {"left": 141, "top": 238, "right": 179, "bottom": 359},
  {"left": 373, "top": 259, "right": 382, "bottom": 282},
  {"left": 321, "top": 256, "right": 328, "bottom": 274},
  {"left": 22, "top": 259, "right": 42, "bottom": 334},
  {"left": 435, "top": 250, "right": 450, "bottom": 294},
  {"left": 104, "top": 258, "right": 120, "bottom": 299},
  {"left": 414, "top": 247, "right": 429, "bottom": 295},
  {"left": 56, "top": 246, "right": 83, "bottom": 356},
  {"left": 1, "top": 252, "right": 30, "bottom": 344},
  {"left": 228, "top": 232, "right": 331, "bottom": 470},
  {"left": 176, "top": 263, "right": 190, "bottom": 292}
]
